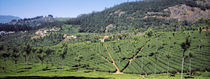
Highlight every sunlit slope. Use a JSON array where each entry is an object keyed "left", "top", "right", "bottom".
[{"left": 51, "top": 31, "right": 210, "bottom": 74}]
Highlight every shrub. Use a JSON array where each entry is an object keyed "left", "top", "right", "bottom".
[{"left": 201, "top": 72, "right": 210, "bottom": 77}]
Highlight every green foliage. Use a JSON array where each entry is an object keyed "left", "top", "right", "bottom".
[
  {"left": 0, "top": 0, "right": 209, "bottom": 77},
  {"left": 55, "top": 18, "right": 70, "bottom": 22},
  {"left": 201, "top": 72, "right": 210, "bottom": 77},
  {"left": 143, "top": 28, "right": 154, "bottom": 37},
  {"left": 61, "top": 24, "right": 80, "bottom": 34},
  {"left": 0, "top": 30, "right": 210, "bottom": 75},
  {"left": 66, "top": 0, "right": 200, "bottom": 33},
  {"left": 1, "top": 59, "right": 209, "bottom": 79}
]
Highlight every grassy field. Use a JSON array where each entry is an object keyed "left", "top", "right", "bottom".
[{"left": 0, "top": 60, "right": 210, "bottom": 79}]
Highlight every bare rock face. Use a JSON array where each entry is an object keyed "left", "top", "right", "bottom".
[
  {"left": 196, "top": 0, "right": 210, "bottom": 8},
  {"left": 110, "top": 10, "right": 125, "bottom": 17},
  {"left": 34, "top": 28, "right": 60, "bottom": 38},
  {"left": 145, "top": 2, "right": 210, "bottom": 22},
  {"left": 165, "top": 4, "right": 210, "bottom": 22},
  {"left": 105, "top": 24, "right": 114, "bottom": 33}
]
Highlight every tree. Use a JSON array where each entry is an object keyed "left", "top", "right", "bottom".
[
  {"left": 0, "top": 45, "right": 4, "bottom": 50},
  {"left": 180, "top": 35, "right": 191, "bottom": 79},
  {"left": 74, "top": 54, "right": 83, "bottom": 71},
  {"left": 48, "top": 14, "right": 53, "bottom": 18},
  {"left": 143, "top": 28, "right": 154, "bottom": 37},
  {"left": 154, "top": 32, "right": 161, "bottom": 74},
  {"left": 166, "top": 36, "right": 172, "bottom": 78},
  {"left": 1, "top": 53, "right": 10, "bottom": 72},
  {"left": 154, "top": 52, "right": 159, "bottom": 74},
  {"left": 37, "top": 49, "right": 46, "bottom": 68},
  {"left": 198, "top": 18, "right": 209, "bottom": 37},
  {"left": 45, "top": 48, "right": 54, "bottom": 68},
  {"left": 176, "top": 22, "right": 183, "bottom": 32},
  {"left": 60, "top": 43, "right": 68, "bottom": 68},
  {"left": 198, "top": 39, "right": 203, "bottom": 58},
  {"left": 11, "top": 48, "right": 20, "bottom": 70},
  {"left": 166, "top": 54, "right": 171, "bottom": 78},
  {"left": 198, "top": 26, "right": 202, "bottom": 34},
  {"left": 188, "top": 52, "right": 193, "bottom": 76},
  {"left": 24, "top": 43, "right": 32, "bottom": 64}
]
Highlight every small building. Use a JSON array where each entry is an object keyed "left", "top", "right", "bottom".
[
  {"left": 63, "top": 34, "right": 77, "bottom": 39},
  {"left": 8, "top": 31, "right": 15, "bottom": 34},
  {"left": 103, "top": 36, "right": 109, "bottom": 39},
  {"left": 0, "top": 31, "right": 8, "bottom": 35},
  {"left": 49, "top": 28, "right": 60, "bottom": 32},
  {"left": 66, "top": 35, "right": 77, "bottom": 39},
  {"left": 99, "top": 36, "right": 109, "bottom": 42},
  {"left": 0, "top": 31, "right": 15, "bottom": 35},
  {"left": 202, "top": 29, "right": 210, "bottom": 31},
  {"left": 99, "top": 39, "right": 105, "bottom": 42}
]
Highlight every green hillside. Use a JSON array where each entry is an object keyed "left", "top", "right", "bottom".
[
  {"left": 0, "top": 0, "right": 210, "bottom": 79},
  {"left": 67, "top": 0, "right": 209, "bottom": 33},
  {"left": 0, "top": 30, "right": 210, "bottom": 77}
]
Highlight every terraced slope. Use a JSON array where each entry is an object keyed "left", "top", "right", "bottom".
[
  {"left": 48, "top": 31, "right": 210, "bottom": 74},
  {"left": 0, "top": 31, "right": 209, "bottom": 75}
]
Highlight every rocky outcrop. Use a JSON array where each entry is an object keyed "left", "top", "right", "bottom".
[
  {"left": 33, "top": 28, "right": 60, "bottom": 38},
  {"left": 145, "top": 4, "right": 210, "bottom": 22},
  {"left": 196, "top": 0, "right": 210, "bottom": 8},
  {"left": 105, "top": 24, "right": 114, "bottom": 33},
  {"left": 165, "top": 4, "right": 210, "bottom": 22},
  {"left": 0, "top": 31, "right": 15, "bottom": 36},
  {"left": 110, "top": 10, "right": 125, "bottom": 16}
]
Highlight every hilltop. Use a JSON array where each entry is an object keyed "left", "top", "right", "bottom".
[
  {"left": 67, "top": 0, "right": 210, "bottom": 33},
  {"left": 9, "top": 15, "right": 55, "bottom": 26},
  {"left": 0, "top": 0, "right": 209, "bottom": 33}
]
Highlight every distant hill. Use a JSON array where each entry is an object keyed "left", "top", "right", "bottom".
[
  {"left": 0, "top": 15, "right": 21, "bottom": 23},
  {"left": 10, "top": 15, "right": 55, "bottom": 27},
  {"left": 55, "top": 17, "right": 70, "bottom": 22},
  {"left": 0, "top": 15, "right": 58, "bottom": 32},
  {"left": 67, "top": 0, "right": 210, "bottom": 33}
]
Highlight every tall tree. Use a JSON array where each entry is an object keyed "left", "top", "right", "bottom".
[
  {"left": 154, "top": 33, "right": 161, "bottom": 74},
  {"left": 60, "top": 43, "right": 68, "bottom": 69},
  {"left": 166, "top": 54, "right": 171, "bottom": 78},
  {"left": 37, "top": 49, "right": 46, "bottom": 69},
  {"left": 74, "top": 54, "right": 83, "bottom": 71},
  {"left": 1, "top": 53, "right": 10, "bottom": 72},
  {"left": 45, "top": 48, "right": 54, "bottom": 68},
  {"left": 24, "top": 43, "right": 32, "bottom": 64},
  {"left": 166, "top": 36, "right": 172, "bottom": 78},
  {"left": 188, "top": 52, "right": 193, "bottom": 76},
  {"left": 11, "top": 48, "right": 20, "bottom": 70},
  {"left": 180, "top": 35, "right": 191, "bottom": 79}
]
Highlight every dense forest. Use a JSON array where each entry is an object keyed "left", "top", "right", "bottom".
[{"left": 67, "top": 0, "right": 210, "bottom": 33}]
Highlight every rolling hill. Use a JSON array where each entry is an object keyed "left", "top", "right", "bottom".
[
  {"left": 67, "top": 0, "right": 210, "bottom": 33},
  {"left": 0, "top": 15, "right": 20, "bottom": 23}
]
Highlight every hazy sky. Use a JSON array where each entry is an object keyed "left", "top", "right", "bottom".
[{"left": 0, "top": 0, "right": 140, "bottom": 18}]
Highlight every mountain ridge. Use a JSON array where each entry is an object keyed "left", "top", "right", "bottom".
[
  {"left": 0, "top": 15, "right": 21, "bottom": 23},
  {"left": 67, "top": 0, "right": 210, "bottom": 33}
]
